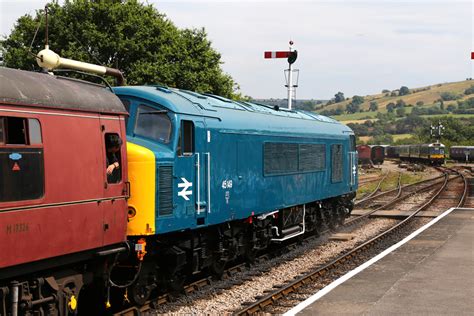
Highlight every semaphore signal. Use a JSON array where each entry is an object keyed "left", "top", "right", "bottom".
[{"left": 264, "top": 41, "right": 299, "bottom": 110}]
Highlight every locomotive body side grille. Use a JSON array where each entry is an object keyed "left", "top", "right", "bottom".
[
  {"left": 264, "top": 143, "right": 298, "bottom": 175},
  {"left": 331, "top": 144, "right": 343, "bottom": 182},
  {"left": 299, "top": 144, "right": 325, "bottom": 171},
  {"left": 158, "top": 166, "right": 173, "bottom": 216}
]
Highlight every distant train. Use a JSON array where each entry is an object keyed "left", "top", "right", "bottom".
[
  {"left": 356, "top": 145, "right": 384, "bottom": 165},
  {"left": 396, "top": 143, "right": 446, "bottom": 165},
  {"left": 385, "top": 145, "right": 400, "bottom": 159},
  {"left": 449, "top": 146, "right": 474, "bottom": 162}
]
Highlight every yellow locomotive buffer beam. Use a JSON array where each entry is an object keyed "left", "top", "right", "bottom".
[
  {"left": 430, "top": 154, "right": 445, "bottom": 159},
  {"left": 126, "top": 142, "right": 156, "bottom": 235}
]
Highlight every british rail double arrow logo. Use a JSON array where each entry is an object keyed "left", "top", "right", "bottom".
[{"left": 178, "top": 177, "right": 193, "bottom": 200}]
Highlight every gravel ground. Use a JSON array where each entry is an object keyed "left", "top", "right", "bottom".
[
  {"left": 150, "top": 218, "right": 399, "bottom": 315},
  {"left": 391, "top": 188, "right": 439, "bottom": 212}
]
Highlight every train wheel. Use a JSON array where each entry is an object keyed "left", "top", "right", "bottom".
[
  {"left": 209, "top": 258, "right": 227, "bottom": 279},
  {"left": 336, "top": 207, "right": 346, "bottom": 226},
  {"left": 244, "top": 244, "right": 258, "bottom": 264},
  {"left": 326, "top": 211, "right": 337, "bottom": 230},
  {"left": 130, "top": 281, "right": 152, "bottom": 306},
  {"left": 168, "top": 272, "right": 186, "bottom": 295}
]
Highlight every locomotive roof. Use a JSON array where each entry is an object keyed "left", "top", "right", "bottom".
[
  {"left": 114, "top": 85, "right": 353, "bottom": 136},
  {"left": 0, "top": 67, "right": 127, "bottom": 115},
  {"left": 396, "top": 143, "right": 446, "bottom": 147},
  {"left": 450, "top": 145, "right": 474, "bottom": 149}
]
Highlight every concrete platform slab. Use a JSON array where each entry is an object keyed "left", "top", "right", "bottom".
[{"left": 287, "top": 208, "right": 474, "bottom": 316}]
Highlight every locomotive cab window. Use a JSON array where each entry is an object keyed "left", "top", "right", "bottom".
[
  {"left": 350, "top": 135, "right": 356, "bottom": 151},
  {"left": 0, "top": 117, "right": 44, "bottom": 202},
  {"left": 105, "top": 133, "right": 123, "bottom": 184},
  {"left": 134, "top": 104, "right": 172, "bottom": 144},
  {"left": 178, "top": 120, "right": 194, "bottom": 156}
]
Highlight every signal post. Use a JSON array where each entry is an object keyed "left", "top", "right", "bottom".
[{"left": 264, "top": 41, "right": 298, "bottom": 109}]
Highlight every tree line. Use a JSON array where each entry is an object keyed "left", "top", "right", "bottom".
[{"left": 1, "top": 0, "right": 238, "bottom": 98}]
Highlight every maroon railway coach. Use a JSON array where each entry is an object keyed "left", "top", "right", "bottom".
[
  {"left": 0, "top": 67, "right": 129, "bottom": 314},
  {"left": 356, "top": 145, "right": 371, "bottom": 165},
  {"left": 370, "top": 145, "right": 385, "bottom": 165}
]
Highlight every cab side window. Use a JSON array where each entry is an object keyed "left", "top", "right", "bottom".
[
  {"left": 178, "top": 120, "right": 194, "bottom": 156},
  {"left": 350, "top": 135, "right": 356, "bottom": 152},
  {"left": 0, "top": 117, "right": 44, "bottom": 202}
]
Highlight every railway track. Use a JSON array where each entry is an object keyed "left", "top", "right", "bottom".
[
  {"left": 113, "top": 168, "right": 465, "bottom": 316},
  {"left": 349, "top": 174, "right": 450, "bottom": 224},
  {"left": 234, "top": 168, "right": 467, "bottom": 315},
  {"left": 358, "top": 174, "right": 385, "bottom": 186},
  {"left": 354, "top": 167, "right": 448, "bottom": 210},
  {"left": 355, "top": 172, "right": 389, "bottom": 201}
]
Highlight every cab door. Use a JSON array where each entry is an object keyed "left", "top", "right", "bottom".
[
  {"left": 175, "top": 119, "right": 209, "bottom": 226},
  {"left": 100, "top": 115, "right": 128, "bottom": 245},
  {"left": 349, "top": 135, "right": 357, "bottom": 188}
]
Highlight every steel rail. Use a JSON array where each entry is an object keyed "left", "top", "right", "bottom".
[
  {"left": 355, "top": 172, "right": 390, "bottom": 202},
  {"left": 235, "top": 171, "right": 455, "bottom": 315},
  {"left": 347, "top": 175, "right": 452, "bottom": 226},
  {"left": 358, "top": 174, "right": 385, "bottom": 185},
  {"left": 456, "top": 169, "right": 468, "bottom": 207},
  {"left": 354, "top": 171, "right": 446, "bottom": 208}
]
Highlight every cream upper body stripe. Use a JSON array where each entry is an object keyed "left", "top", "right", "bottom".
[{"left": 0, "top": 107, "right": 125, "bottom": 120}]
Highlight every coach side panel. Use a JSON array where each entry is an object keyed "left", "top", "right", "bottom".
[{"left": 0, "top": 106, "right": 127, "bottom": 269}]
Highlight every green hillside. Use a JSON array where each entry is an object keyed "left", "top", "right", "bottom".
[
  {"left": 323, "top": 80, "right": 474, "bottom": 116},
  {"left": 321, "top": 80, "right": 474, "bottom": 146}
]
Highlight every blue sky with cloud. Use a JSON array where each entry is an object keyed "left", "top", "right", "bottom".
[{"left": 1, "top": 0, "right": 472, "bottom": 99}]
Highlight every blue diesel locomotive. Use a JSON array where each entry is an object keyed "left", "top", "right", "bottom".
[{"left": 112, "top": 85, "right": 358, "bottom": 302}]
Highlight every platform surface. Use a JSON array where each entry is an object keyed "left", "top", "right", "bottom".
[{"left": 296, "top": 208, "right": 474, "bottom": 316}]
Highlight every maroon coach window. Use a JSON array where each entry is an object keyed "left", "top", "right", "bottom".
[
  {"left": 0, "top": 117, "right": 44, "bottom": 202},
  {"left": 105, "top": 133, "right": 122, "bottom": 184}
]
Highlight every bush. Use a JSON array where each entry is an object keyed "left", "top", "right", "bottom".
[
  {"left": 386, "top": 102, "right": 395, "bottom": 113},
  {"left": 399, "top": 86, "right": 410, "bottom": 96},
  {"left": 440, "top": 92, "right": 462, "bottom": 101},
  {"left": 464, "top": 85, "right": 474, "bottom": 95},
  {"left": 396, "top": 99, "right": 406, "bottom": 108}
]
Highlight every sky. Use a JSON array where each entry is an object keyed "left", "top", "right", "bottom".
[{"left": 0, "top": 0, "right": 473, "bottom": 100}]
